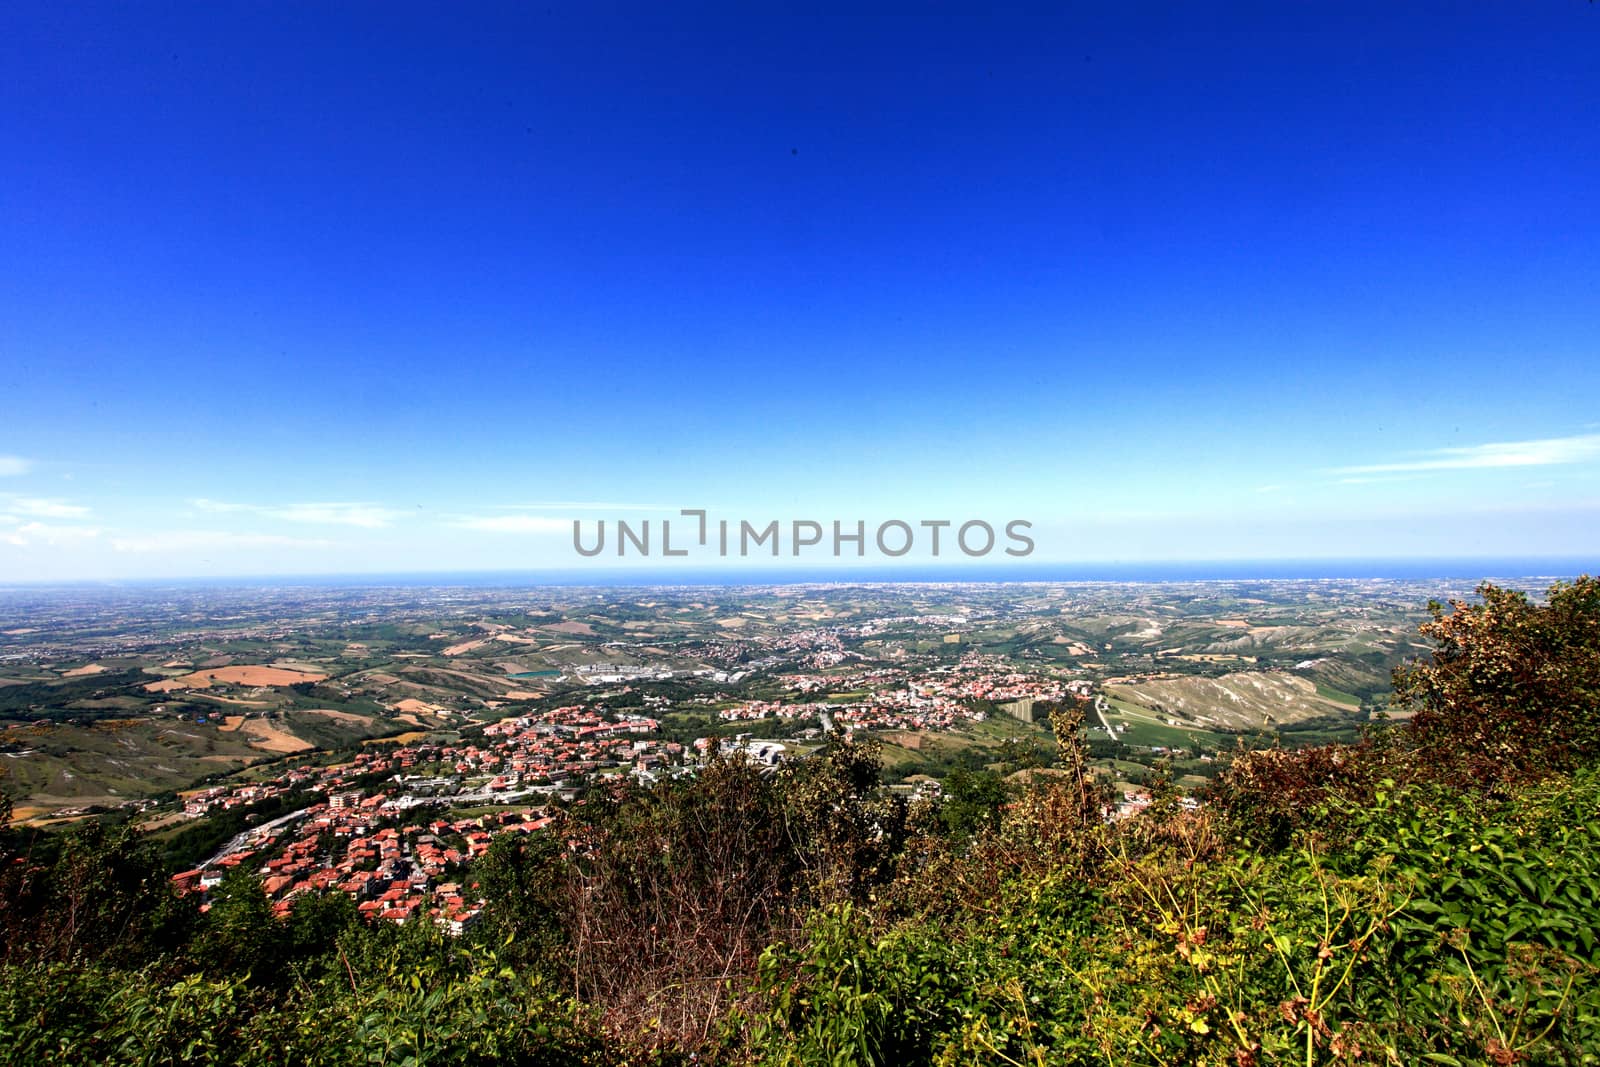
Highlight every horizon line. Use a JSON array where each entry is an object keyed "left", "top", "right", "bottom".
[{"left": 0, "top": 555, "right": 1593, "bottom": 591}]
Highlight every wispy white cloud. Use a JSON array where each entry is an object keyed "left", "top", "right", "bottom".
[
  {"left": 2, "top": 522, "right": 102, "bottom": 547},
  {"left": 190, "top": 498, "right": 253, "bottom": 514},
  {"left": 491, "top": 502, "right": 676, "bottom": 512},
  {"left": 191, "top": 499, "right": 400, "bottom": 528},
  {"left": 3, "top": 497, "right": 91, "bottom": 519},
  {"left": 449, "top": 514, "right": 569, "bottom": 534},
  {"left": 271, "top": 503, "right": 398, "bottom": 528},
  {"left": 1335, "top": 474, "right": 1426, "bottom": 486},
  {"left": 0, "top": 496, "right": 95, "bottom": 541},
  {"left": 1334, "top": 433, "right": 1600, "bottom": 475},
  {"left": 0, "top": 456, "right": 31, "bottom": 477},
  {"left": 111, "top": 530, "right": 334, "bottom": 553}
]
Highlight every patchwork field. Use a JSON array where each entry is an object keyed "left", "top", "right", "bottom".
[
  {"left": 217, "top": 714, "right": 313, "bottom": 753},
  {"left": 0, "top": 575, "right": 1475, "bottom": 820},
  {"left": 0, "top": 719, "right": 266, "bottom": 812},
  {"left": 143, "top": 665, "right": 329, "bottom": 693},
  {"left": 2, "top": 706, "right": 406, "bottom": 820},
  {"left": 1104, "top": 670, "right": 1362, "bottom": 730}
]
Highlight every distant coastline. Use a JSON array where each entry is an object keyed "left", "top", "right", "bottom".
[{"left": 2, "top": 557, "right": 1592, "bottom": 591}]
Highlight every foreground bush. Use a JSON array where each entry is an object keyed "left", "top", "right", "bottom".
[
  {"left": 746, "top": 769, "right": 1600, "bottom": 1065},
  {"left": 0, "top": 930, "right": 606, "bottom": 1066}
]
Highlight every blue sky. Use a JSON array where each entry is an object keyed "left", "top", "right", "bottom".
[{"left": 2, "top": 4, "right": 1597, "bottom": 580}]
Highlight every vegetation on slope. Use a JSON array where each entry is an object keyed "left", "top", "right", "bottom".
[{"left": 0, "top": 577, "right": 1596, "bottom": 1065}]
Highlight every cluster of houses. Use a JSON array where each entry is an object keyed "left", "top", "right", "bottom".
[
  {"left": 167, "top": 703, "right": 695, "bottom": 932},
  {"left": 172, "top": 799, "right": 555, "bottom": 933},
  {"left": 718, "top": 699, "right": 829, "bottom": 722},
  {"left": 182, "top": 705, "right": 677, "bottom": 817},
  {"left": 162, "top": 659, "right": 1112, "bottom": 936},
  {"left": 1112, "top": 792, "right": 1202, "bottom": 820},
  {"left": 717, "top": 660, "right": 1078, "bottom": 732}
]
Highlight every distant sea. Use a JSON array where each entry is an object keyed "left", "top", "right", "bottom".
[{"left": 101, "top": 558, "right": 1595, "bottom": 589}]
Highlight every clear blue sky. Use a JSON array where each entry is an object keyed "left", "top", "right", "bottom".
[{"left": 2, "top": 3, "right": 1597, "bottom": 580}]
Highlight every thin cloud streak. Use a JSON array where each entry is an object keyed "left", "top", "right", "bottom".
[
  {"left": 492, "top": 502, "right": 678, "bottom": 512},
  {"left": 2, "top": 522, "right": 102, "bottom": 547},
  {"left": 111, "top": 530, "right": 334, "bottom": 553},
  {"left": 449, "top": 515, "right": 570, "bottom": 533},
  {"left": 191, "top": 499, "right": 399, "bottom": 528},
  {"left": 3, "top": 497, "right": 92, "bottom": 519},
  {"left": 1334, "top": 433, "right": 1600, "bottom": 475}
]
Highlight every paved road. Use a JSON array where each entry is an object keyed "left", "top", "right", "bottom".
[
  {"left": 200, "top": 805, "right": 313, "bottom": 869},
  {"left": 1090, "top": 695, "right": 1117, "bottom": 737}
]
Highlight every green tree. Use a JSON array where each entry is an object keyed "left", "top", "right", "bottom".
[
  {"left": 285, "top": 889, "right": 360, "bottom": 978},
  {"left": 996, "top": 735, "right": 1049, "bottom": 773},
  {"left": 938, "top": 768, "right": 1009, "bottom": 840},
  {"left": 193, "top": 867, "right": 284, "bottom": 982},
  {"left": 1394, "top": 575, "right": 1600, "bottom": 784},
  {"left": 781, "top": 735, "right": 908, "bottom": 900},
  {"left": 0, "top": 820, "right": 195, "bottom": 968},
  {"left": 473, "top": 828, "right": 569, "bottom": 975}
]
